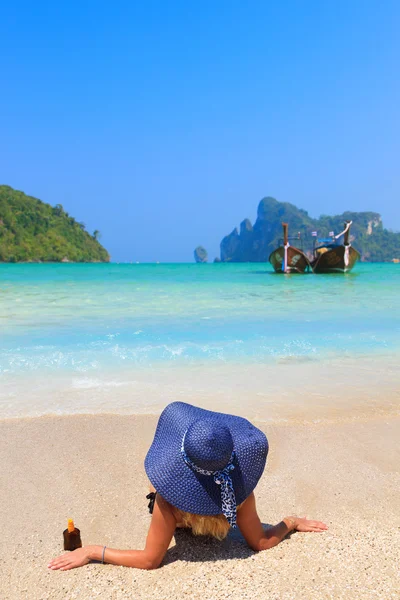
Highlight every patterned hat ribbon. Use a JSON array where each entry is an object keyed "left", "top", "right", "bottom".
[{"left": 181, "top": 433, "right": 237, "bottom": 528}]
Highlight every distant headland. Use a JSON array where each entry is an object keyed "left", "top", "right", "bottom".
[
  {"left": 194, "top": 196, "right": 400, "bottom": 263},
  {"left": 0, "top": 185, "right": 110, "bottom": 263}
]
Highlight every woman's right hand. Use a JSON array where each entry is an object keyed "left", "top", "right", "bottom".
[{"left": 292, "top": 517, "right": 328, "bottom": 532}]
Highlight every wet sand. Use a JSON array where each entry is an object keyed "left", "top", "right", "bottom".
[{"left": 1, "top": 412, "right": 399, "bottom": 600}]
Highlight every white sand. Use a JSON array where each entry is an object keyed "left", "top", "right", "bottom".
[{"left": 1, "top": 413, "right": 399, "bottom": 600}]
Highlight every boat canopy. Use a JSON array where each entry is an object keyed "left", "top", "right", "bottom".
[
  {"left": 316, "top": 237, "right": 334, "bottom": 244},
  {"left": 315, "top": 221, "right": 353, "bottom": 245}
]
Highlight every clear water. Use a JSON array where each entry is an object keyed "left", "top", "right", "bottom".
[{"left": 0, "top": 263, "right": 399, "bottom": 419}]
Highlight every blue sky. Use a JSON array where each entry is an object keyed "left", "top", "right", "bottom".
[{"left": 1, "top": 1, "right": 399, "bottom": 261}]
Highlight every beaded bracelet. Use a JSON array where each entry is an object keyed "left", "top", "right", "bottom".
[
  {"left": 102, "top": 546, "right": 107, "bottom": 564},
  {"left": 287, "top": 517, "right": 296, "bottom": 529}
]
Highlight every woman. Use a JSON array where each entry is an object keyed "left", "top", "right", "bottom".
[{"left": 48, "top": 402, "right": 327, "bottom": 571}]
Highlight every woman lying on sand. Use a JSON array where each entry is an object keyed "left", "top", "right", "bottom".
[{"left": 48, "top": 402, "right": 327, "bottom": 571}]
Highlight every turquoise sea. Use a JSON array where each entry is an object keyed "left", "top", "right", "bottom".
[{"left": 1, "top": 263, "right": 399, "bottom": 420}]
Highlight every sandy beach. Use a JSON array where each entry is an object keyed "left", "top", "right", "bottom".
[{"left": 1, "top": 411, "right": 399, "bottom": 600}]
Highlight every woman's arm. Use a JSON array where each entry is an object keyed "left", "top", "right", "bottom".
[
  {"left": 236, "top": 492, "right": 328, "bottom": 551},
  {"left": 48, "top": 494, "right": 176, "bottom": 571}
]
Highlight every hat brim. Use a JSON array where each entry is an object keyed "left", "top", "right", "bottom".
[{"left": 144, "top": 402, "right": 268, "bottom": 515}]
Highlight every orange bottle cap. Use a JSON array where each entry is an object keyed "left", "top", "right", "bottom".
[{"left": 67, "top": 519, "right": 75, "bottom": 533}]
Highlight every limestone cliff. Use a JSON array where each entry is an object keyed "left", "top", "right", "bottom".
[{"left": 218, "top": 197, "right": 400, "bottom": 263}]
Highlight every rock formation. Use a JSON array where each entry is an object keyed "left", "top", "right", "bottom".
[
  {"left": 194, "top": 246, "right": 208, "bottom": 263},
  {"left": 217, "top": 196, "right": 399, "bottom": 263}
]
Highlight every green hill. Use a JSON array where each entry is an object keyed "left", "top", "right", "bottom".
[
  {"left": 0, "top": 186, "right": 110, "bottom": 262},
  {"left": 219, "top": 196, "right": 400, "bottom": 262}
]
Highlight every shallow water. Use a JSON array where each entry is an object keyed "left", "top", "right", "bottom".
[{"left": 0, "top": 263, "right": 399, "bottom": 419}]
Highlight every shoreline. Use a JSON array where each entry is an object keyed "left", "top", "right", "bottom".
[
  {"left": 1, "top": 413, "right": 400, "bottom": 599},
  {"left": 1, "top": 354, "right": 399, "bottom": 422},
  {"left": 1, "top": 403, "right": 400, "bottom": 426}
]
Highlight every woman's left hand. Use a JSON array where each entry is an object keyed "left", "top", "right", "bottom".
[{"left": 48, "top": 547, "right": 91, "bottom": 571}]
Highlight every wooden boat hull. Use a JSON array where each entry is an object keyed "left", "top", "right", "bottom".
[
  {"left": 312, "top": 245, "right": 360, "bottom": 273},
  {"left": 269, "top": 246, "right": 311, "bottom": 273}
]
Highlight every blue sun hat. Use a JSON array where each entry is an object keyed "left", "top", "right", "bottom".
[{"left": 144, "top": 402, "right": 268, "bottom": 528}]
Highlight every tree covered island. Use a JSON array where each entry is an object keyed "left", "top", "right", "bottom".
[{"left": 0, "top": 185, "right": 110, "bottom": 262}]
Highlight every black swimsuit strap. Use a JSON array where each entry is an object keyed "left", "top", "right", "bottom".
[{"left": 146, "top": 491, "right": 157, "bottom": 514}]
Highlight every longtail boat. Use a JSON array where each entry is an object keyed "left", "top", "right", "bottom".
[
  {"left": 269, "top": 223, "right": 311, "bottom": 273},
  {"left": 311, "top": 221, "right": 360, "bottom": 273}
]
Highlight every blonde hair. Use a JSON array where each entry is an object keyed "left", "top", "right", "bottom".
[{"left": 174, "top": 502, "right": 243, "bottom": 541}]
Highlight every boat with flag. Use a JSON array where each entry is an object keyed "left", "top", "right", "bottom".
[
  {"left": 269, "top": 223, "right": 312, "bottom": 273},
  {"left": 311, "top": 221, "right": 360, "bottom": 273}
]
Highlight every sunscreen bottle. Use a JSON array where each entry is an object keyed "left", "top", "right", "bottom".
[{"left": 63, "top": 519, "right": 82, "bottom": 551}]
